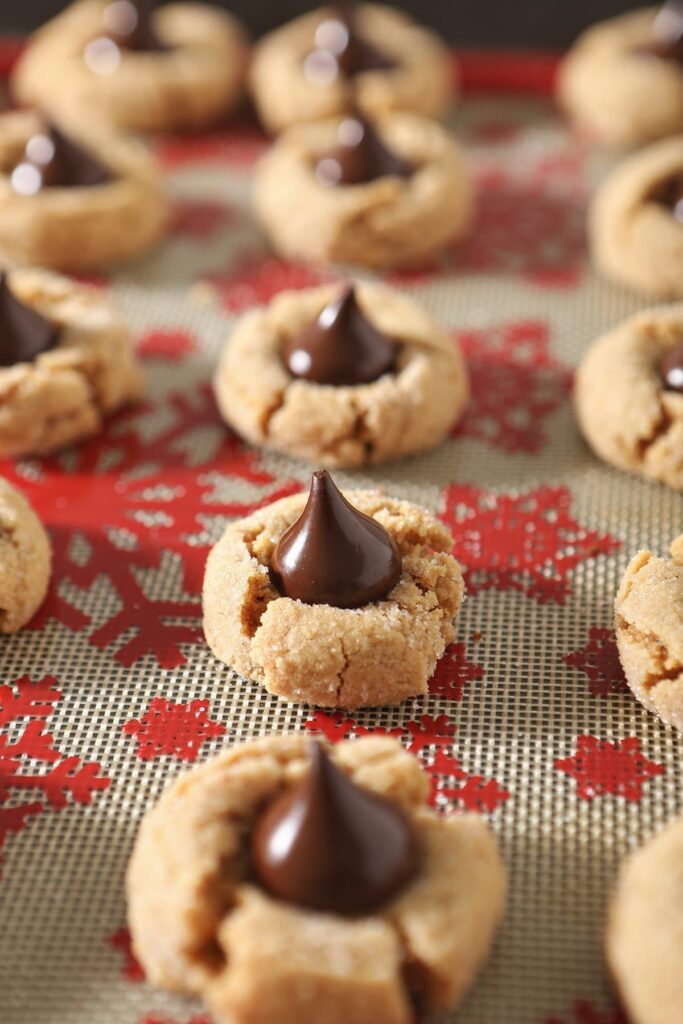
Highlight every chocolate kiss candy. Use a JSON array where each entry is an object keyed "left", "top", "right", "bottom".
[
  {"left": 661, "top": 341, "right": 683, "bottom": 392},
  {"left": 10, "top": 123, "right": 111, "bottom": 196},
  {"left": 315, "top": 111, "right": 412, "bottom": 187},
  {"left": 638, "top": 1, "right": 683, "bottom": 61},
  {"left": 304, "top": 2, "right": 395, "bottom": 86},
  {"left": 282, "top": 285, "right": 395, "bottom": 385},
  {"left": 270, "top": 469, "right": 402, "bottom": 608},
  {"left": 653, "top": 172, "right": 683, "bottom": 222},
  {"left": 101, "top": 0, "right": 165, "bottom": 52},
  {"left": 250, "top": 742, "right": 419, "bottom": 915},
  {"left": 0, "top": 273, "right": 58, "bottom": 369}
]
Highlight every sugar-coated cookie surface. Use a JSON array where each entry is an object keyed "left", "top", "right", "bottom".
[
  {"left": 11, "top": 0, "right": 249, "bottom": 134},
  {"left": 615, "top": 535, "right": 683, "bottom": 731},
  {"left": 607, "top": 813, "right": 683, "bottom": 1024},
  {"left": 253, "top": 111, "right": 474, "bottom": 269},
  {"left": 0, "top": 478, "right": 51, "bottom": 633},
  {"left": 558, "top": 7, "right": 683, "bottom": 147},
  {"left": 214, "top": 282, "right": 469, "bottom": 467},
  {"left": 250, "top": 2, "right": 454, "bottom": 135},
  {"left": 203, "top": 488, "right": 465, "bottom": 708},
  {"left": 575, "top": 304, "right": 683, "bottom": 489},
  {"left": 0, "top": 268, "right": 143, "bottom": 458},
  {"left": 127, "top": 734, "right": 506, "bottom": 1024}
]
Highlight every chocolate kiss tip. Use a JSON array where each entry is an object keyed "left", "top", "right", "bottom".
[
  {"left": 11, "top": 121, "right": 111, "bottom": 195},
  {"left": 661, "top": 340, "right": 683, "bottom": 393},
  {"left": 0, "top": 273, "right": 58, "bottom": 369},
  {"left": 282, "top": 283, "right": 395, "bottom": 386},
  {"left": 315, "top": 110, "right": 412, "bottom": 187},
  {"left": 250, "top": 740, "right": 418, "bottom": 915},
  {"left": 270, "top": 469, "right": 401, "bottom": 608}
]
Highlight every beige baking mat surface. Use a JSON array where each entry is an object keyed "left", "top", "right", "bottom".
[{"left": 1, "top": 95, "right": 681, "bottom": 1024}]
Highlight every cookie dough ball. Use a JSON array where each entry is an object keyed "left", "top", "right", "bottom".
[
  {"left": 590, "top": 136, "right": 683, "bottom": 298},
  {"left": 253, "top": 111, "right": 474, "bottom": 269},
  {"left": 11, "top": 0, "right": 248, "bottom": 134},
  {"left": 127, "top": 735, "right": 506, "bottom": 1024},
  {"left": 558, "top": 7, "right": 683, "bottom": 148},
  {"left": 203, "top": 481, "right": 465, "bottom": 708},
  {"left": 607, "top": 814, "right": 683, "bottom": 1024},
  {"left": 575, "top": 305, "right": 683, "bottom": 489},
  {"left": 0, "top": 109, "right": 169, "bottom": 272},
  {"left": 214, "top": 282, "right": 469, "bottom": 468},
  {"left": 250, "top": 3, "right": 454, "bottom": 136},
  {"left": 0, "top": 268, "right": 144, "bottom": 458},
  {"left": 615, "top": 535, "right": 683, "bottom": 731},
  {"left": 0, "top": 479, "right": 51, "bottom": 633}
]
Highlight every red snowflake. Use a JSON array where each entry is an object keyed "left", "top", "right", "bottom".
[
  {"left": 2, "top": 384, "right": 300, "bottom": 668},
  {"left": 555, "top": 736, "right": 665, "bottom": 802},
  {"left": 455, "top": 321, "right": 572, "bottom": 454},
  {"left": 207, "top": 255, "right": 335, "bottom": 313},
  {"left": 109, "top": 927, "right": 145, "bottom": 983},
  {"left": 172, "top": 198, "right": 237, "bottom": 239},
  {"left": 542, "top": 999, "right": 627, "bottom": 1024},
  {"left": 137, "top": 330, "right": 198, "bottom": 361},
  {"left": 155, "top": 125, "right": 268, "bottom": 169},
  {"left": 123, "top": 698, "right": 226, "bottom": 762},
  {"left": 440, "top": 483, "right": 621, "bottom": 603},
  {"left": 563, "top": 628, "right": 628, "bottom": 698},
  {"left": 0, "top": 676, "right": 111, "bottom": 876},
  {"left": 428, "top": 642, "right": 485, "bottom": 701}
]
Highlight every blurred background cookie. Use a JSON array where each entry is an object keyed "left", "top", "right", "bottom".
[{"left": 0, "top": 477, "right": 51, "bottom": 633}]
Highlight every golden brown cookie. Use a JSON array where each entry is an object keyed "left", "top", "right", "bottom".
[
  {"left": 558, "top": 7, "right": 683, "bottom": 148},
  {"left": 0, "top": 268, "right": 143, "bottom": 458},
  {"left": 615, "top": 535, "right": 683, "bottom": 731},
  {"left": 202, "top": 486, "right": 465, "bottom": 708},
  {"left": 0, "top": 109, "right": 169, "bottom": 272},
  {"left": 574, "top": 304, "right": 683, "bottom": 489},
  {"left": 590, "top": 136, "right": 683, "bottom": 298},
  {"left": 0, "top": 478, "right": 51, "bottom": 633},
  {"left": 127, "top": 734, "right": 506, "bottom": 1024},
  {"left": 11, "top": 0, "right": 249, "bottom": 134},
  {"left": 253, "top": 111, "right": 474, "bottom": 269},
  {"left": 249, "top": 3, "right": 454, "bottom": 136},
  {"left": 607, "top": 813, "right": 683, "bottom": 1024},
  {"left": 214, "top": 282, "right": 469, "bottom": 468}
]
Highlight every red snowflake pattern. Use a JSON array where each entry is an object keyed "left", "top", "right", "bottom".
[
  {"left": 207, "top": 255, "right": 335, "bottom": 313},
  {"left": 440, "top": 484, "right": 621, "bottom": 603},
  {"left": 428, "top": 642, "right": 485, "bottom": 701},
  {"left": 2, "top": 385, "right": 300, "bottom": 668},
  {"left": 563, "top": 628, "right": 628, "bottom": 697},
  {"left": 542, "top": 999, "right": 628, "bottom": 1024},
  {"left": 137, "top": 330, "right": 198, "bottom": 362},
  {"left": 455, "top": 321, "right": 572, "bottom": 454},
  {"left": 109, "top": 928, "right": 145, "bottom": 983},
  {"left": 172, "top": 198, "right": 237, "bottom": 239},
  {"left": 155, "top": 125, "right": 268, "bottom": 169},
  {"left": 0, "top": 676, "right": 111, "bottom": 875},
  {"left": 554, "top": 737, "right": 664, "bottom": 802},
  {"left": 123, "top": 698, "right": 226, "bottom": 762}
]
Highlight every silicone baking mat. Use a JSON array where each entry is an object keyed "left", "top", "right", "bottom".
[{"left": 1, "top": 63, "right": 682, "bottom": 1024}]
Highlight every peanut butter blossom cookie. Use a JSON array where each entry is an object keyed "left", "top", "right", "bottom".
[
  {"left": 214, "top": 281, "right": 469, "bottom": 467},
  {"left": 253, "top": 109, "right": 474, "bottom": 268},
  {"left": 250, "top": 1, "right": 454, "bottom": 135},
  {"left": 607, "top": 813, "right": 683, "bottom": 1024},
  {"left": 575, "top": 304, "right": 683, "bottom": 488},
  {"left": 615, "top": 534, "right": 683, "bottom": 731},
  {"left": 0, "top": 268, "right": 143, "bottom": 458},
  {"left": 203, "top": 470, "right": 465, "bottom": 707},
  {"left": 590, "top": 136, "right": 683, "bottom": 298},
  {"left": 558, "top": 2, "right": 683, "bottom": 147},
  {"left": 0, "top": 478, "right": 51, "bottom": 633},
  {"left": 11, "top": 0, "right": 248, "bottom": 134},
  {"left": 0, "top": 110, "right": 168, "bottom": 271},
  {"left": 127, "top": 735, "right": 506, "bottom": 1024}
]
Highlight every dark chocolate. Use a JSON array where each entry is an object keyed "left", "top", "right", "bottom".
[
  {"left": 0, "top": 273, "right": 59, "bottom": 369},
  {"left": 250, "top": 741, "right": 419, "bottom": 915},
  {"left": 282, "top": 284, "right": 396, "bottom": 385},
  {"left": 651, "top": 172, "right": 683, "bottom": 221},
  {"left": 304, "top": 2, "right": 395, "bottom": 87},
  {"left": 315, "top": 111, "right": 412, "bottom": 186},
  {"left": 637, "top": 1, "right": 683, "bottom": 62},
  {"left": 661, "top": 340, "right": 683, "bottom": 392},
  {"left": 10, "top": 122, "right": 111, "bottom": 196},
  {"left": 270, "top": 469, "right": 402, "bottom": 608},
  {"left": 99, "top": 0, "right": 166, "bottom": 53}
]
